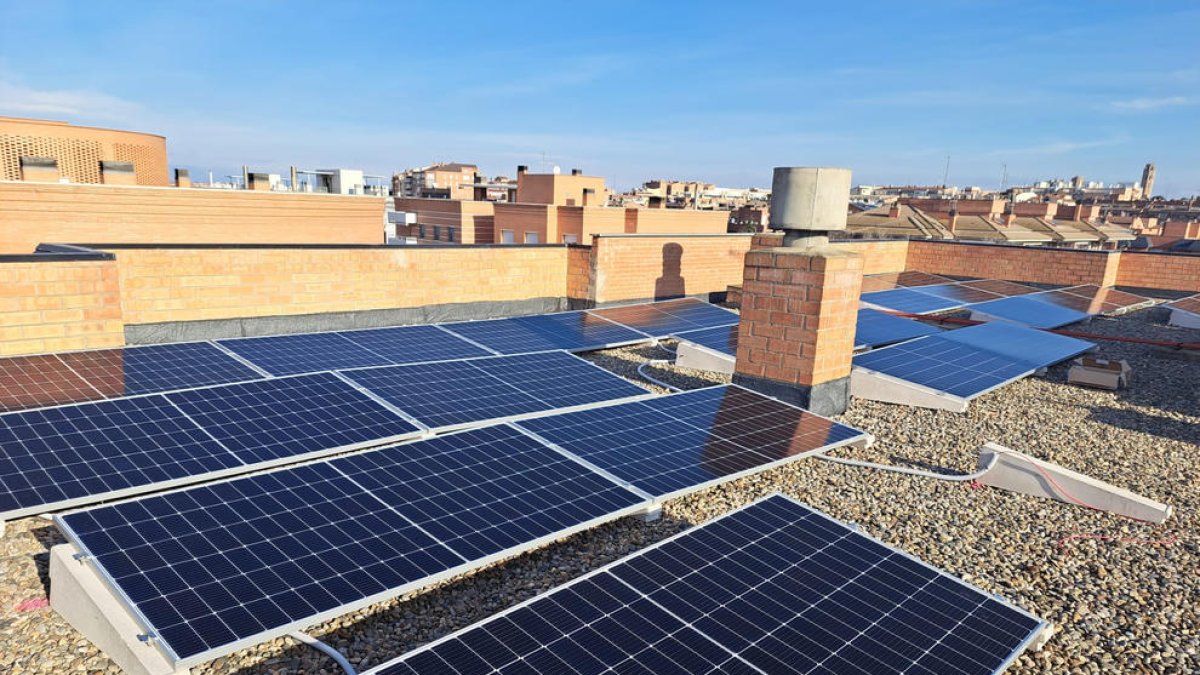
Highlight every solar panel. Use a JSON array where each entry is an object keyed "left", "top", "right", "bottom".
[
  {"left": 367, "top": 494, "right": 1047, "bottom": 675},
  {"left": 860, "top": 271, "right": 957, "bottom": 292},
  {"left": 860, "top": 288, "right": 963, "bottom": 315},
  {"left": 672, "top": 325, "right": 737, "bottom": 356},
  {"left": 589, "top": 298, "right": 739, "bottom": 336},
  {"left": 1168, "top": 293, "right": 1200, "bottom": 316},
  {"left": 58, "top": 342, "right": 265, "bottom": 397},
  {"left": 1035, "top": 289, "right": 1103, "bottom": 314},
  {"left": 56, "top": 425, "right": 648, "bottom": 667},
  {"left": 217, "top": 332, "right": 392, "bottom": 376},
  {"left": 938, "top": 322, "right": 1094, "bottom": 368},
  {"left": 0, "top": 353, "right": 103, "bottom": 413},
  {"left": 337, "top": 325, "right": 494, "bottom": 363},
  {"left": 330, "top": 425, "right": 647, "bottom": 561},
  {"left": 854, "top": 308, "right": 942, "bottom": 349},
  {"left": 968, "top": 295, "right": 1091, "bottom": 329},
  {"left": 166, "top": 372, "right": 421, "bottom": 464},
  {"left": 853, "top": 323, "right": 1093, "bottom": 400},
  {"left": 0, "top": 396, "right": 241, "bottom": 520},
  {"left": 518, "top": 385, "right": 867, "bottom": 500},
  {"left": 440, "top": 312, "right": 647, "bottom": 355},
  {"left": 958, "top": 279, "right": 1041, "bottom": 297},
  {"left": 1059, "top": 285, "right": 1153, "bottom": 314},
  {"left": 340, "top": 352, "right": 648, "bottom": 431},
  {"left": 907, "top": 283, "right": 1003, "bottom": 305}
]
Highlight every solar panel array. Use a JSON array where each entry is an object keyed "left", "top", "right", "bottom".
[
  {"left": 368, "top": 495, "right": 1047, "bottom": 675},
  {"left": 0, "top": 342, "right": 265, "bottom": 413},
  {"left": 518, "top": 386, "right": 867, "bottom": 499},
  {"left": 339, "top": 352, "right": 648, "bottom": 430},
  {"left": 441, "top": 312, "right": 646, "bottom": 354},
  {"left": 859, "top": 271, "right": 957, "bottom": 293},
  {"left": 589, "top": 298, "right": 739, "bottom": 336},
  {"left": 672, "top": 325, "right": 737, "bottom": 355},
  {"left": 57, "top": 388, "right": 868, "bottom": 668},
  {"left": 673, "top": 311, "right": 942, "bottom": 356},
  {"left": 1167, "top": 293, "right": 1200, "bottom": 317},
  {"left": 860, "top": 287, "right": 966, "bottom": 315},
  {"left": 967, "top": 295, "right": 1091, "bottom": 329},
  {"left": 854, "top": 322, "right": 1094, "bottom": 400}
]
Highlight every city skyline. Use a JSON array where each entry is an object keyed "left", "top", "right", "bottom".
[{"left": 1, "top": 0, "right": 1197, "bottom": 194}]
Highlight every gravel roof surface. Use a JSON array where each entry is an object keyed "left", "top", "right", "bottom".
[{"left": 1, "top": 307, "right": 1196, "bottom": 674}]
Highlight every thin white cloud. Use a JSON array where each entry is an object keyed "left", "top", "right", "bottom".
[
  {"left": 983, "top": 136, "right": 1129, "bottom": 157},
  {"left": 0, "top": 80, "right": 142, "bottom": 120},
  {"left": 1109, "top": 96, "right": 1194, "bottom": 112}
]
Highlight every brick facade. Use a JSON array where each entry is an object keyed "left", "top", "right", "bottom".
[
  {"left": 1115, "top": 252, "right": 1200, "bottom": 292},
  {"left": 905, "top": 240, "right": 1120, "bottom": 286},
  {"left": 0, "top": 260, "right": 123, "bottom": 356}
]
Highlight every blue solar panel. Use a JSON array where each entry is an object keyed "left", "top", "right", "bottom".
[
  {"left": 440, "top": 312, "right": 646, "bottom": 355},
  {"left": 854, "top": 308, "right": 942, "bottom": 349},
  {"left": 340, "top": 352, "right": 647, "bottom": 430},
  {"left": 58, "top": 462, "right": 464, "bottom": 663},
  {"left": 166, "top": 372, "right": 421, "bottom": 463},
  {"left": 57, "top": 425, "right": 649, "bottom": 667},
  {"left": 331, "top": 425, "right": 647, "bottom": 560},
  {"left": 57, "top": 342, "right": 265, "bottom": 397},
  {"left": 217, "top": 332, "right": 392, "bottom": 376},
  {"left": 0, "top": 396, "right": 240, "bottom": 519},
  {"left": 853, "top": 336, "right": 1034, "bottom": 399},
  {"left": 673, "top": 325, "right": 737, "bottom": 356},
  {"left": 518, "top": 386, "right": 867, "bottom": 499},
  {"left": 860, "top": 288, "right": 964, "bottom": 314},
  {"left": 968, "top": 295, "right": 1091, "bottom": 329},
  {"left": 938, "top": 322, "right": 1093, "bottom": 368},
  {"left": 589, "top": 298, "right": 739, "bottom": 336},
  {"left": 369, "top": 495, "right": 1047, "bottom": 675},
  {"left": 337, "top": 325, "right": 493, "bottom": 364}
]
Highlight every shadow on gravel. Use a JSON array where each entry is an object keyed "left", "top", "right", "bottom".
[
  {"left": 1087, "top": 405, "right": 1200, "bottom": 445},
  {"left": 29, "top": 524, "right": 66, "bottom": 595},
  {"left": 225, "top": 512, "right": 695, "bottom": 675},
  {"left": 886, "top": 453, "right": 978, "bottom": 476}
]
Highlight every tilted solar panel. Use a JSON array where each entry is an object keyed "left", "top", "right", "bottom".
[
  {"left": 0, "top": 353, "right": 103, "bottom": 413},
  {"left": 958, "top": 279, "right": 1041, "bottom": 297},
  {"left": 854, "top": 308, "right": 942, "bottom": 349},
  {"left": 58, "top": 342, "right": 266, "bottom": 397},
  {"left": 968, "top": 295, "right": 1091, "bottom": 329},
  {"left": 588, "top": 298, "right": 739, "bottom": 336},
  {"left": 340, "top": 352, "right": 648, "bottom": 431},
  {"left": 1059, "top": 285, "right": 1153, "bottom": 314},
  {"left": 367, "top": 494, "right": 1047, "bottom": 675},
  {"left": 56, "top": 425, "right": 649, "bottom": 667},
  {"left": 1168, "top": 293, "right": 1200, "bottom": 316},
  {"left": 909, "top": 283, "right": 1003, "bottom": 305},
  {"left": 217, "top": 332, "right": 392, "bottom": 376},
  {"left": 672, "top": 325, "right": 737, "bottom": 356},
  {"left": 853, "top": 338, "right": 1034, "bottom": 400},
  {"left": 938, "top": 322, "right": 1094, "bottom": 368},
  {"left": 860, "top": 288, "right": 963, "bottom": 315},
  {"left": 518, "top": 385, "right": 867, "bottom": 500},
  {"left": 337, "top": 325, "right": 494, "bottom": 363},
  {"left": 440, "top": 311, "right": 646, "bottom": 355},
  {"left": 0, "top": 396, "right": 241, "bottom": 520},
  {"left": 165, "top": 372, "right": 421, "bottom": 464}
]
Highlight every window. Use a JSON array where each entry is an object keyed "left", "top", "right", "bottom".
[
  {"left": 500, "top": 229, "right": 515, "bottom": 244},
  {"left": 524, "top": 231, "right": 540, "bottom": 244},
  {"left": 433, "top": 226, "right": 441, "bottom": 240},
  {"left": 418, "top": 224, "right": 426, "bottom": 238},
  {"left": 447, "top": 227, "right": 455, "bottom": 243},
  {"left": 563, "top": 234, "right": 578, "bottom": 244}
]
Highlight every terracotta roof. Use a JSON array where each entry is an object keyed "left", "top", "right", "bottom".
[{"left": 845, "top": 205, "right": 953, "bottom": 239}]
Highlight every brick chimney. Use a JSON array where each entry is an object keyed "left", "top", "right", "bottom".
[
  {"left": 247, "top": 172, "right": 271, "bottom": 191},
  {"left": 648, "top": 195, "right": 665, "bottom": 209},
  {"left": 174, "top": 168, "right": 192, "bottom": 188},
  {"left": 571, "top": 168, "right": 582, "bottom": 176},
  {"left": 946, "top": 209, "right": 958, "bottom": 233},
  {"left": 19, "top": 156, "right": 59, "bottom": 183},
  {"left": 582, "top": 188, "right": 594, "bottom": 207},
  {"left": 888, "top": 202, "right": 901, "bottom": 218},
  {"left": 100, "top": 161, "right": 137, "bottom": 186},
  {"left": 517, "top": 165, "right": 528, "bottom": 176},
  {"left": 732, "top": 167, "right": 861, "bottom": 416}
]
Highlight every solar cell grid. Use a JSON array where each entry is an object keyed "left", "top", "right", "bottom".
[
  {"left": 337, "top": 325, "right": 493, "bottom": 363},
  {"left": 1059, "top": 285, "right": 1153, "bottom": 314},
  {"left": 371, "top": 495, "right": 1046, "bottom": 675},
  {"left": 968, "top": 295, "right": 1091, "bottom": 329},
  {"left": 853, "top": 337, "right": 1033, "bottom": 400},
  {"left": 854, "top": 308, "right": 942, "bottom": 349},
  {"left": 860, "top": 287, "right": 963, "bottom": 315},
  {"left": 909, "top": 283, "right": 1003, "bottom": 304},
  {"left": 0, "top": 353, "right": 103, "bottom": 413},
  {"left": 672, "top": 325, "right": 737, "bottom": 356},
  {"left": 1036, "top": 289, "right": 1104, "bottom": 314},
  {"left": 518, "top": 385, "right": 866, "bottom": 499},
  {"left": 938, "top": 322, "right": 1093, "bottom": 368},
  {"left": 165, "top": 372, "right": 421, "bottom": 464},
  {"left": 58, "top": 462, "right": 465, "bottom": 663},
  {"left": 0, "top": 396, "right": 241, "bottom": 519},
  {"left": 341, "top": 352, "right": 647, "bottom": 430},
  {"left": 1169, "top": 294, "right": 1200, "bottom": 316},
  {"left": 440, "top": 311, "right": 646, "bottom": 355},
  {"left": 58, "top": 342, "right": 265, "bottom": 397},
  {"left": 589, "top": 298, "right": 739, "bottom": 336},
  {"left": 217, "top": 332, "right": 391, "bottom": 376}
]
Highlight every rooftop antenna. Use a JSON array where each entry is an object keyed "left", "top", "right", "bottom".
[
  {"left": 1000, "top": 163, "right": 1008, "bottom": 192},
  {"left": 540, "top": 151, "right": 551, "bottom": 172},
  {"left": 942, "top": 155, "right": 950, "bottom": 189}
]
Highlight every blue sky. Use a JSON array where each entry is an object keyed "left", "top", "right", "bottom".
[{"left": 1, "top": 1, "right": 1197, "bottom": 194}]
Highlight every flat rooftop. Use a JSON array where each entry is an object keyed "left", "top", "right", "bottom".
[{"left": 0, "top": 303, "right": 1196, "bottom": 674}]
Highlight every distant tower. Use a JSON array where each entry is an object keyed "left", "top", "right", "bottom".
[{"left": 1141, "top": 163, "right": 1156, "bottom": 199}]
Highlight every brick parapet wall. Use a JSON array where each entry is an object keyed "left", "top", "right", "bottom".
[
  {"left": 591, "top": 234, "right": 753, "bottom": 303},
  {"left": 906, "top": 240, "right": 1120, "bottom": 286},
  {"left": 1115, "top": 252, "right": 1200, "bottom": 292},
  {"left": 0, "top": 259, "right": 123, "bottom": 355},
  {"left": 0, "top": 182, "right": 385, "bottom": 254}
]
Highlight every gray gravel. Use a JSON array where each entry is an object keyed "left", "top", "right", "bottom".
[{"left": 1, "top": 307, "right": 1196, "bottom": 674}]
